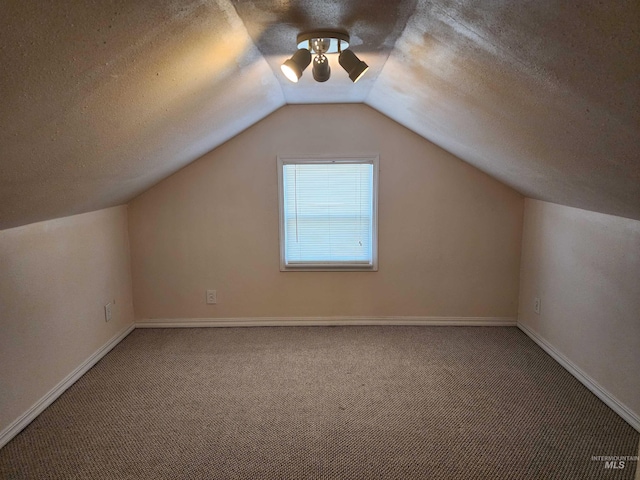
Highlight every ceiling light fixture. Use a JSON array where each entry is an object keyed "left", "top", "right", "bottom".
[
  {"left": 312, "top": 54, "right": 331, "bottom": 82},
  {"left": 281, "top": 48, "right": 312, "bottom": 83},
  {"left": 281, "top": 30, "right": 369, "bottom": 84},
  {"left": 338, "top": 49, "right": 369, "bottom": 83}
]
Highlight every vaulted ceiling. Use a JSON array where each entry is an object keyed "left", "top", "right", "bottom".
[{"left": 1, "top": 0, "right": 638, "bottom": 230}]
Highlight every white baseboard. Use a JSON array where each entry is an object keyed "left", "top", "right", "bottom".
[
  {"left": 136, "top": 316, "right": 517, "bottom": 328},
  {"left": 518, "top": 322, "right": 640, "bottom": 433},
  {"left": 0, "top": 323, "right": 135, "bottom": 450}
]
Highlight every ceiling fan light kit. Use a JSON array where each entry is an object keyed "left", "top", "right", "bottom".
[{"left": 281, "top": 30, "right": 369, "bottom": 84}]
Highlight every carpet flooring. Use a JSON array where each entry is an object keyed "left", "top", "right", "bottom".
[{"left": 0, "top": 326, "right": 638, "bottom": 479}]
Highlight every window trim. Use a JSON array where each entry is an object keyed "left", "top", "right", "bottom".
[{"left": 277, "top": 154, "right": 379, "bottom": 272}]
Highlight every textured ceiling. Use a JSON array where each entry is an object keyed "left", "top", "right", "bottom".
[
  {"left": 0, "top": 0, "right": 284, "bottom": 229},
  {"left": 1, "top": 0, "right": 639, "bottom": 230},
  {"left": 367, "top": 0, "right": 640, "bottom": 220}
]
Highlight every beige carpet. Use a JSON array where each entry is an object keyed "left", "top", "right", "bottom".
[{"left": 0, "top": 326, "right": 638, "bottom": 479}]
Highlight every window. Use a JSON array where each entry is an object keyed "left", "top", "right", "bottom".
[{"left": 277, "top": 155, "right": 379, "bottom": 271}]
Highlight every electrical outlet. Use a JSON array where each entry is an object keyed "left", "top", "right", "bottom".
[
  {"left": 206, "top": 290, "right": 217, "bottom": 305},
  {"left": 534, "top": 297, "right": 541, "bottom": 315},
  {"left": 104, "top": 302, "right": 113, "bottom": 322}
]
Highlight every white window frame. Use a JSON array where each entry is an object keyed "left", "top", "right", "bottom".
[{"left": 277, "top": 154, "right": 379, "bottom": 272}]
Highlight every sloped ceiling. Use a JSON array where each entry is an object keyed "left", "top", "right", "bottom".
[
  {"left": 368, "top": 0, "right": 640, "bottom": 220},
  {"left": 1, "top": 0, "right": 638, "bottom": 230},
  {"left": 0, "top": 0, "right": 284, "bottom": 229}
]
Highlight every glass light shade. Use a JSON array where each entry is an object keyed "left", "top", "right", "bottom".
[{"left": 281, "top": 63, "right": 299, "bottom": 82}]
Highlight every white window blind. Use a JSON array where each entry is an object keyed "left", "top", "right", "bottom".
[{"left": 277, "top": 156, "right": 378, "bottom": 271}]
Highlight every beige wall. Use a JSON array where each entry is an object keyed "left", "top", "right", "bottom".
[
  {"left": 0, "top": 206, "right": 135, "bottom": 436},
  {"left": 129, "top": 104, "right": 523, "bottom": 321},
  {"left": 519, "top": 199, "right": 640, "bottom": 422}
]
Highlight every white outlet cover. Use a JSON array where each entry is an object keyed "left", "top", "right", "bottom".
[
  {"left": 104, "top": 302, "right": 113, "bottom": 322},
  {"left": 206, "top": 290, "right": 217, "bottom": 304},
  {"left": 534, "top": 297, "right": 541, "bottom": 315}
]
